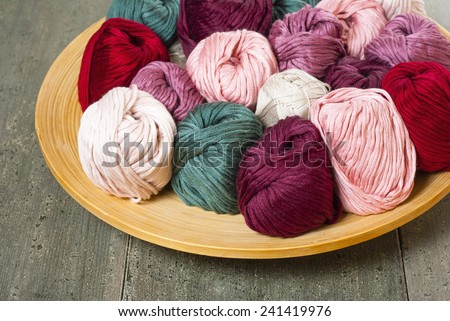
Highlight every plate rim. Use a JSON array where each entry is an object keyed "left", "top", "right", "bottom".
[{"left": 35, "top": 18, "right": 450, "bottom": 259}]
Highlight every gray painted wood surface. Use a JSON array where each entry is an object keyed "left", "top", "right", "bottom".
[{"left": 0, "top": 0, "right": 448, "bottom": 301}]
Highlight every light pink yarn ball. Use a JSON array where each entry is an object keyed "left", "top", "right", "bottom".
[
  {"left": 310, "top": 88, "right": 417, "bottom": 215},
  {"left": 186, "top": 30, "right": 278, "bottom": 110},
  {"left": 316, "top": 0, "right": 387, "bottom": 58},
  {"left": 78, "top": 85, "right": 176, "bottom": 202}
]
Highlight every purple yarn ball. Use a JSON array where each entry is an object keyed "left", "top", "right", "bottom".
[
  {"left": 177, "top": 0, "right": 272, "bottom": 57},
  {"left": 365, "top": 14, "right": 450, "bottom": 70},
  {"left": 131, "top": 61, "right": 205, "bottom": 123},
  {"left": 268, "top": 5, "right": 345, "bottom": 79},
  {"left": 325, "top": 56, "right": 390, "bottom": 90},
  {"left": 237, "top": 116, "right": 342, "bottom": 238}
]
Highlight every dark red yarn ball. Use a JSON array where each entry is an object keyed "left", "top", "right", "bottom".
[
  {"left": 325, "top": 56, "right": 390, "bottom": 90},
  {"left": 236, "top": 117, "right": 342, "bottom": 238},
  {"left": 78, "top": 18, "right": 169, "bottom": 111},
  {"left": 177, "top": 0, "right": 272, "bottom": 57},
  {"left": 382, "top": 61, "right": 450, "bottom": 172}
]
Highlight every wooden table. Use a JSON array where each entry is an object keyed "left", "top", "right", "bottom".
[{"left": 1, "top": 0, "right": 449, "bottom": 300}]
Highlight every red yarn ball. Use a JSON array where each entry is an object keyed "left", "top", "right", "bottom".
[
  {"left": 78, "top": 18, "right": 169, "bottom": 111},
  {"left": 382, "top": 61, "right": 450, "bottom": 172},
  {"left": 237, "top": 117, "right": 342, "bottom": 238}
]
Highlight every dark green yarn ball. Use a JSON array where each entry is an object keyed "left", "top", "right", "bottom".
[
  {"left": 172, "top": 102, "right": 263, "bottom": 214},
  {"left": 107, "top": 0, "right": 180, "bottom": 46}
]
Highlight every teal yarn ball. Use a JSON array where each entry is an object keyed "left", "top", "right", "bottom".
[
  {"left": 107, "top": 0, "right": 180, "bottom": 46},
  {"left": 272, "top": 0, "right": 321, "bottom": 21},
  {"left": 172, "top": 103, "right": 263, "bottom": 214}
]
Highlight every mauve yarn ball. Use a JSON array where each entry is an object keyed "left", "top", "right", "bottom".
[
  {"left": 374, "top": 0, "right": 426, "bottom": 20},
  {"left": 237, "top": 117, "right": 342, "bottom": 238},
  {"left": 255, "top": 69, "right": 330, "bottom": 128},
  {"left": 186, "top": 30, "right": 278, "bottom": 110},
  {"left": 269, "top": 5, "right": 345, "bottom": 79},
  {"left": 107, "top": 0, "right": 180, "bottom": 46},
  {"left": 316, "top": 0, "right": 387, "bottom": 58},
  {"left": 325, "top": 56, "right": 390, "bottom": 90},
  {"left": 272, "top": 0, "right": 321, "bottom": 21},
  {"left": 382, "top": 62, "right": 450, "bottom": 172},
  {"left": 365, "top": 14, "right": 450, "bottom": 70},
  {"left": 310, "top": 88, "right": 417, "bottom": 215},
  {"left": 78, "top": 18, "right": 169, "bottom": 111},
  {"left": 172, "top": 102, "right": 263, "bottom": 214},
  {"left": 78, "top": 85, "right": 176, "bottom": 202},
  {"left": 131, "top": 61, "right": 205, "bottom": 123},
  {"left": 177, "top": 0, "right": 272, "bottom": 57}
]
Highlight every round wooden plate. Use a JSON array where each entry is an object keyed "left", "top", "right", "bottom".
[{"left": 35, "top": 19, "right": 450, "bottom": 259}]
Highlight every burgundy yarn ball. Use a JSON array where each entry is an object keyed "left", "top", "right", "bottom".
[
  {"left": 237, "top": 117, "right": 342, "bottom": 238},
  {"left": 78, "top": 18, "right": 169, "bottom": 111},
  {"left": 365, "top": 14, "right": 450, "bottom": 70},
  {"left": 177, "top": 0, "right": 272, "bottom": 57},
  {"left": 325, "top": 56, "right": 390, "bottom": 90},
  {"left": 382, "top": 61, "right": 450, "bottom": 172},
  {"left": 131, "top": 61, "right": 206, "bottom": 123},
  {"left": 269, "top": 5, "right": 345, "bottom": 80}
]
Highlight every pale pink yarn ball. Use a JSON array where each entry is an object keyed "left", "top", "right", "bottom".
[
  {"left": 186, "top": 30, "right": 278, "bottom": 109},
  {"left": 78, "top": 85, "right": 176, "bottom": 202},
  {"left": 316, "top": 0, "right": 387, "bottom": 58}
]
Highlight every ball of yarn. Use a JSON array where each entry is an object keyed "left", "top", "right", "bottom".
[
  {"left": 237, "top": 116, "right": 342, "bottom": 238},
  {"left": 365, "top": 14, "right": 450, "bottom": 70},
  {"left": 107, "top": 0, "right": 180, "bottom": 46},
  {"left": 186, "top": 30, "right": 278, "bottom": 109},
  {"left": 382, "top": 62, "right": 450, "bottom": 172},
  {"left": 131, "top": 61, "right": 206, "bottom": 123},
  {"left": 172, "top": 102, "right": 263, "bottom": 214},
  {"left": 78, "top": 18, "right": 169, "bottom": 111},
  {"left": 374, "top": 0, "right": 426, "bottom": 20},
  {"left": 255, "top": 69, "right": 330, "bottom": 128},
  {"left": 325, "top": 56, "right": 390, "bottom": 90},
  {"left": 269, "top": 5, "right": 345, "bottom": 79},
  {"left": 272, "top": 0, "right": 321, "bottom": 21},
  {"left": 310, "top": 88, "right": 416, "bottom": 215},
  {"left": 177, "top": 0, "right": 272, "bottom": 57},
  {"left": 78, "top": 85, "right": 176, "bottom": 202},
  {"left": 316, "top": 0, "right": 387, "bottom": 58}
]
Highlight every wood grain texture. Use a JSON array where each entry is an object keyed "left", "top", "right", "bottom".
[
  {"left": 0, "top": 0, "right": 126, "bottom": 300},
  {"left": 400, "top": 196, "right": 450, "bottom": 300},
  {"left": 123, "top": 232, "right": 407, "bottom": 300}
]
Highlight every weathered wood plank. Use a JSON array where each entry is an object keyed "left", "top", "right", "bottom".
[
  {"left": 400, "top": 195, "right": 450, "bottom": 300},
  {"left": 122, "top": 232, "right": 406, "bottom": 300},
  {"left": 0, "top": 0, "right": 127, "bottom": 300}
]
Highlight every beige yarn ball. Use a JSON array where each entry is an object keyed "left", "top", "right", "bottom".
[{"left": 255, "top": 69, "right": 330, "bottom": 128}]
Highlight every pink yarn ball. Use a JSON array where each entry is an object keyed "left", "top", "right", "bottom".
[
  {"left": 365, "top": 14, "right": 450, "bottom": 70},
  {"left": 316, "top": 0, "right": 387, "bottom": 58},
  {"left": 131, "top": 61, "right": 206, "bottom": 123},
  {"left": 268, "top": 5, "right": 345, "bottom": 80},
  {"left": 186, "top": 30, "right": 278, "bottom": 109},
  {"left": 310, "top": 88, "right": 417, "bottom": 215}
]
